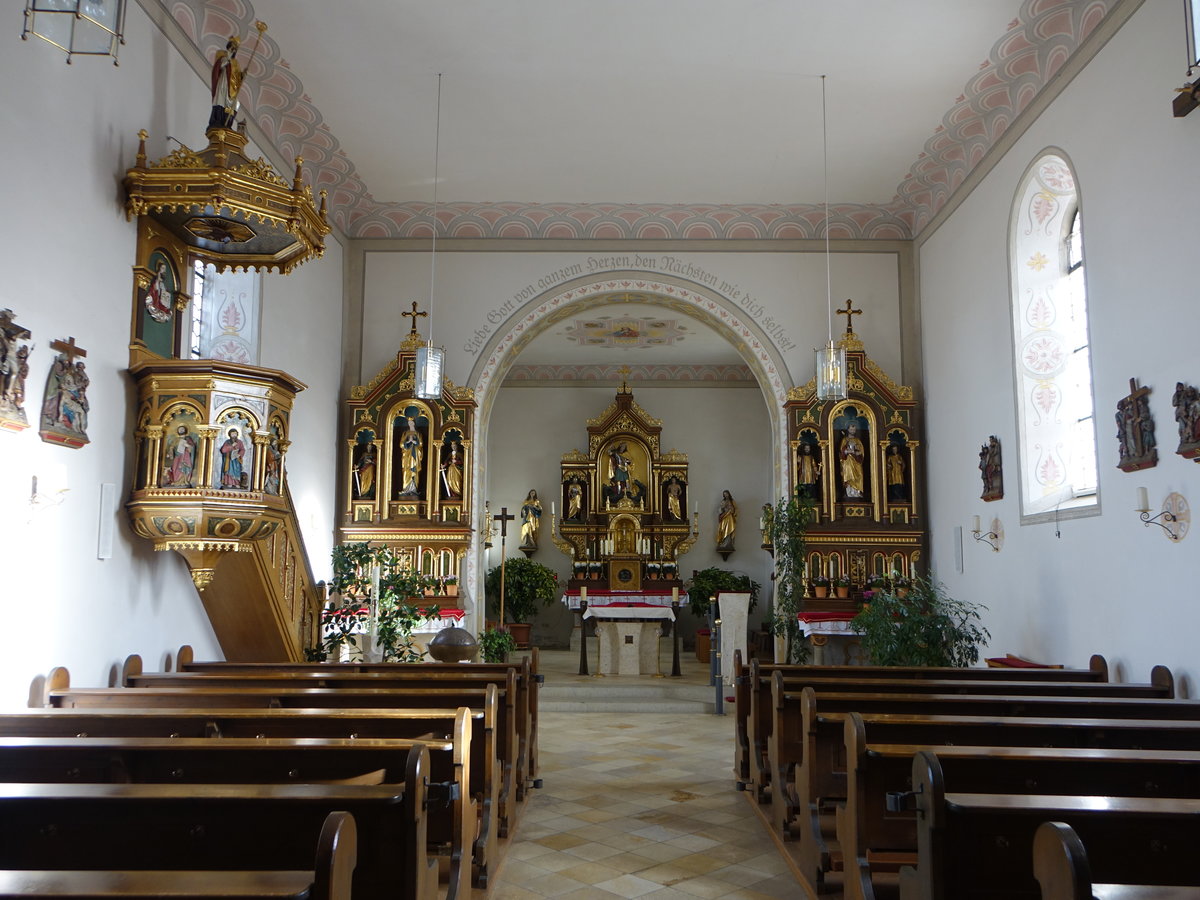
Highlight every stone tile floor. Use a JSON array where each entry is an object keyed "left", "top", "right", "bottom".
[{"left": 487, "top": 650, "right": 805, "bottom": 899}]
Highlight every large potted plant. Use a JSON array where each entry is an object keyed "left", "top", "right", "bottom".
[
  {"left": 317, "top": 542, "right": 435, "bottom": 662},
  {"left": 768, "top": 493, "right": 816, "bottom": 663},
  {"left": 485, "top": 557, "right": 559, "bottom": 647},
  {"left": 850, "top": 574, "right": 990, "bottom": 667},
  {"left": 685, "top": 567, "right": 761, "bottom": 662}
]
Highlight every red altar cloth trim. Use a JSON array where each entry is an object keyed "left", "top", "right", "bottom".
[
  {"left": 435, "top": 608, "right": 466, "bottom": 620},
  {"left": 797, "top": 611, "right": 857, "bottom": 623}
]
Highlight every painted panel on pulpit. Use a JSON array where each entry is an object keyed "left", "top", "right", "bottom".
[
  {"left": 214, "top": 410, "right": 254, "bottom": 491},
  {"left": 139, "top": 249, "right": 180, "bottom": 358}
]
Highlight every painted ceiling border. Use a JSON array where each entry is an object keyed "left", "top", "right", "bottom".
[{"left": 159, "top": 0, "right": 1119, "bottom": 242}]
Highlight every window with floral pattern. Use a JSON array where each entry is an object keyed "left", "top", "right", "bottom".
[
  {"left": 1009, "top": 152, "right": 1098, "bottom": 522},
  {"left": 187, "top": 261, "right": 261, "bottom": 364}
]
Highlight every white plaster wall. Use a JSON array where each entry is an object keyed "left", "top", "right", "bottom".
[
  {"left": 360, "top": 250, "right": 903, "bottom": 391},
  {"left": 919, "top": 1, "right": 1200, "bottom": 689},
  {"left": 0, "top": 7, "right": 342, "bottom": 706},
  {"left": 485, "top": 384, "right": 775, "bottom": 645}
]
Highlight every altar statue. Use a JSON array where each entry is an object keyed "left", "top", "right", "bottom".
[
  {"left": 840, "top": 424, "right": 865, "bottom": 499},
  {"left": 716, "top": 490, "right": 737, "bottom": 551},
  {"left": 886, "top": 444, "right": 908, "bottom": 501},
  {"left": 567, "top": 480, "right": 583, "bottom": 520},
  {"left": 666, "top": 478, "right": 683, "bottom": 521},
  {"left": 520, "top": 489, "right": 542, "bottom": 549},
  {"left": 440, "top": 440, "right": 463, "bottom": 499},
  {"left": 399, "top": 416, "right": 423, "bottom": 496},
  {"left": 797, "top": 442, "right": 820, "bottom": 497}
]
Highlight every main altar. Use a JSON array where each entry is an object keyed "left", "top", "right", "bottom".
[{"left": 550, "top": 384, "right": 697, "bottom": 592}]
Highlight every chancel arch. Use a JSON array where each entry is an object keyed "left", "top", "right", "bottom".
[{"left": 466, "top": 273, "right": 793, "bottom": 633}]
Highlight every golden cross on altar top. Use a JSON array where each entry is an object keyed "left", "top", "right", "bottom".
[
  {"left": 401, "top": 301, "right": 427, "bottom": 338},
  {"left": 50, "top": 335, "right": 87, "bottom": 363},
  {"left": 617, "top": 365, "right": 632, "bottom": 392},
  {"left": 836, "top": 299, "right": 863, "bottom": 335}
]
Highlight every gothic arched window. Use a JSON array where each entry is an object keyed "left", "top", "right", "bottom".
[{"left": 1010, "top": 152, "right": 1098, "bottom": 522}]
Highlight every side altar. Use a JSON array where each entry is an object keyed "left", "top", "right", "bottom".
[
  {"left": 783, "top": 306, "right": 927, "bottom": 609},
  {"left": 550, "top": 385, "right": 698, "bottom": 593},
  {"left": 337, "top": 318, "right": 476, "bottom": 602}
]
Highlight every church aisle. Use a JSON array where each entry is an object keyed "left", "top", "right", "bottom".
[{"left": 488, "top": 710, "right": 801, "bottom": 899}]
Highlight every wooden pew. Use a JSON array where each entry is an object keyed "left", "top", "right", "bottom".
[
  {"left": 840, "top": 716, "right": 1200, "bottom": 900},
  {"left": 899, "top": 750, "right": 1200, "bottom": 900},
  {"left": 127, "top": 654, "right": 539, "bottom": 797},
  {"left": 0, "top": 809, "right": 356, "bottom": 900},
  {"left": 0, "top": 734, "right": 470, "bottom": 900},
  {"left": 0, "top": 705, "right": 498, "bottom": 889},
  {"left": 0, "top": 746, "right": 436, "bottom": 900},
  {"left": 769, "top": 673, "right": 1180, "bottom": 838},
  {"left": 774, "top": 683, "right": 1200, "bottom": 889},
  {"left": 1033, "top": 820, "right": 1200, "bottom": 900},
  {"left": 735, "top": 655, "right": 1110, "bottom": 799},
  {"left": 46, "top": 670, "right": 523, "bottom": 839},
  {"left": 173, "top": 646, "right": 542, "bottom": 784}
]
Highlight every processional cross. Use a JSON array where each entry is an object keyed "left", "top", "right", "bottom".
[
  {"left": 836, "top": 299, "right": 862, "bottom": 335},
  {"left": 401, "top": 301, "right": 428, "bottom": 338},
  {"left": 493, "top": 506, "right": 516, "bottom": 628}
]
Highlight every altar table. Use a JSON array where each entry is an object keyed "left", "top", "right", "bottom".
[
  {"left": 797, "top": 611, "right": 863, "bottom": 665},
  {"left": 583, "top": 605, "right": 675, "bottom": 675},
  {"left": 561, "top": 589, "right": 677, "bottom": 610}
]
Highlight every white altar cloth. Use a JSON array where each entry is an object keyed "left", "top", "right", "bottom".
[
  {"left": 583, "top": 606, "right": 675, "bottom": 621},
  {"left": 562, "top": 590, "right": 677, "bottom": 610}
]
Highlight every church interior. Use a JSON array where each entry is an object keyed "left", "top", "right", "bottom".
[{"left": 2, "top": 0, "right": 1200, "bottom": 895}]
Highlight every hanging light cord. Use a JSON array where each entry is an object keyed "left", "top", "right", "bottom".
[
  {"left": 428, "top": 73, "right": 443, "bottom": 349},
  {"left": 822, "top": 74, "right": 832, "bottom": 345}
]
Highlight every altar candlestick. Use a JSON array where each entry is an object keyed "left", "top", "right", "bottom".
[{"left": 580, "top": 586, "right": 587, "bottom": 604}]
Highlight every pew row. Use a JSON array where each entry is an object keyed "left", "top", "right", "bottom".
[
  {"left": 840, "top": 716, "right": 1200, "bottom": 900},
  {"left": 899, "top": 750, "right": 1200, "bottom": 900},
  {"left": 1033, "top": 821, "right": 1200, "bottom": 900},
  {"left": 768, "top": 673, "right": 1182, "bottom": 839},
  {"left": 733, "top": 654, "right": 1111, "bottom": 799},
  {"left": 45, "top": 669, "right": 523, "bottom": 840},
  {"left": 0, "top": 705, "right": 498, "bottom": 891},
  {"left": 171, "top": 646, "right": 541, "bottom": 783},
  {"left": 0, "top": 810, "right": 356, "bottom": 900},
  {"left": 0, "top": 733, "right": 471, "bottom": 900},
  {"left": 132, "top": 651, "right": 540, "bottom": 794},
  {"left": 0, "top": 746, "right": 437, "bottom": 900}
]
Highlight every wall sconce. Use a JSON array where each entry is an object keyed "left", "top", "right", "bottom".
[
  {"left": 971, "top": 515, "right": 1000, "bottom": 552},
  {"left": 22, "top": 0, "right": 125, "bottom": 64},
  {"left": 1136, "top": 488, "right": 1188, "bottom": 541}
]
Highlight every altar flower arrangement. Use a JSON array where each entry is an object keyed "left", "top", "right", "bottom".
[
  {"left": 833, "top": 575, "right": 850, "bottom": 588},
  {"left": 811, "top": 574, "right": 831, "bottom": 588}
]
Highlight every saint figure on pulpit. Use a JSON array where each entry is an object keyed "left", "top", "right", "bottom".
[{"left": 840, "top": 424, "right": 866, "bottom": 499}]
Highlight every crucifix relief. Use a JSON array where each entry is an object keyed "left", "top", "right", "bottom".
[
  {"left": 1116, "top": 376, "right": 1158, "bottom": 472},
  {"left": 837, "top": 299, "right": 862, "bottom": 335},
  {"left": 0, "top": 309, "right": 33, "bottom": 432},
  {"left": 401, "top": 301, "right": 428, "bottom": 338},
  {"left": 40, "top": 335, "right": 91, "bottom": 448}
]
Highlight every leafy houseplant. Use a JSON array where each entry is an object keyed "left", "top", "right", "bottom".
[
  {"left": 318, "top": 542, "right": 436, "bottom": 662},
  {"left": 850, "top": 575, "right": 990, "bottom": 667},
  {"left": 478, "top": 627, "right": 517, "bottom": 663},
  {"left": 485, "top": 557, "right": 559, "bottom": 624},
  {"left": 684, "top": 567, "right": 761, "bottom": 619},
  {"left": 768, "top": 494, "right": 816, "bottom": 663}
]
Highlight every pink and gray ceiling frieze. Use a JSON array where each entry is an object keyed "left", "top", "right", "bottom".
[{"left": 167, "top": 0, "right": 1116, "bottom": 242}]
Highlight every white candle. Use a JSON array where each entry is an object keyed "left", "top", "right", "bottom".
[
  {"left": 1137, "top": 487, "right": 1149, "bottom": 512},
  {"left": 551, "top": 501, "right": 556, "bottom": 516},
  {"left": 972, "top": 515, "right": 981, "bottom": 533}
]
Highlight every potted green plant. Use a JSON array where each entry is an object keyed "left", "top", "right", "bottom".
[
  {"left": 684, "top": 567, "right": 760, "bottom": 618},
  {"left": 850, "top": 575, "right": 990, "bottom": 667},
  {"left": 769, "top": 494, "right": 816, "bottom": 663},
  {"left": 485, "top": 557, "right": 559, "bottom": 647},
  {"left": 443, "top": 576, "right": 458, "bottom": 597},
  {"left": 477, "top": 627, "right": 517, "bottom": 663}
]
